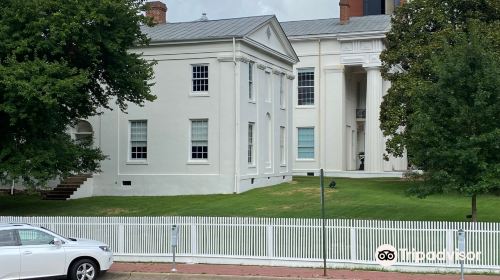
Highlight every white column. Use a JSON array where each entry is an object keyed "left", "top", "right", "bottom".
[
  {"left": 324, "top": 65, "right": 345, "bottom": 171},
  {"left": 364, "top": 65, "right": 384, "bottom": 172}
]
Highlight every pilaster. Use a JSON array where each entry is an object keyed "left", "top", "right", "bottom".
[{"left": 324, "top": 65, "right": 346, "bottom": 171}]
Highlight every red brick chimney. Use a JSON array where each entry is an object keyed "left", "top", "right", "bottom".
[
  {"left": 339, "top": 0, "right": 350, "bottom": 25},
  {"left": 146, "top": 1, "right": 167, "bottom": 24}
]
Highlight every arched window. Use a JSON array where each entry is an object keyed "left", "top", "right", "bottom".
[{"left": 74, "top": 120, "right": 93, "bottom": 144}]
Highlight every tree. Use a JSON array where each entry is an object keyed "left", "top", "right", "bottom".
[
  {"left": 380, "top": 0, "right": 500, "bottom": 222},
  {"left": 0, "top": 0, "right": 156, "bottom": 188}
]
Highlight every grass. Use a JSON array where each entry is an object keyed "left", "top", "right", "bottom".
[{"left": 0, "top": 176, "right": 499, "bottom": 221}]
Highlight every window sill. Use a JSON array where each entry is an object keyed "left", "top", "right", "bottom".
[
  {"left": 296, "top": 105, "right": 315, "bottom": 109},
  {"left": 248, "top": 100, "right": 256, "bottom": 104},
  {"left": 126, "top": 161, "right": 148, "bottom": 165},
  {"left": 280, "top": 164, "right": 287, "bottom": 167},
  {"left": 296, "top": 158, "right": 315, "bottom": 162},
  {"left": 187, "top": 160, "right": 210, "bottom": 165},
  {"left": 190, "top": 92, "right": 210, "bottom": 97},
  {"left": 248, "top": 165, "right": 257, "bottom": 168},
  {"left": 280, "top": 107, "right": 286, "bottom": 111}
]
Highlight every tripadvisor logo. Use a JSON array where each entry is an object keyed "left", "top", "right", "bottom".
[
  {"left": 375, "top": 244, "right": 397, "bottom": 267},
  {"left": 375, "top": 244, "right": 482, "bottom": 267}
]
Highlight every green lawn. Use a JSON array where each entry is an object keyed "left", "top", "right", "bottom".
[{"left": 1, "top": 176, "right": 499, "bottom": 221}]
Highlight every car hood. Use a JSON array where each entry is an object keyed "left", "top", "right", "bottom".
[{"left": 66, "top": 238, "right": 107, "bottom": 247}]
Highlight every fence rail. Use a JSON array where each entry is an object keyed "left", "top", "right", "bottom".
[{"left": 1, "top": 216, "right": 499, "bottom": 272}]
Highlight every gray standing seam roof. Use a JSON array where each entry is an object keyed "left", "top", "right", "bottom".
[
  {"left": 141, "top": 14, "right": 390, "bottom": 43},
  {"left": 142, "top": 15, "right": 275, "bottom": 42},
  {"left": 281, "top": 15, "right": 391, "bottom": 37}
]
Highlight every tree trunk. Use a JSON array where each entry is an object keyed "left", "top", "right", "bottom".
[{"left": 471, "top": 194, "right": 477, "bottom": 223}]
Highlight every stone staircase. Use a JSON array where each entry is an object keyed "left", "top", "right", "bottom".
[{"left": 42, "top": 174, "right": 92, "bottom": 200}]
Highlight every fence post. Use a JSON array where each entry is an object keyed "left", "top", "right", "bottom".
[
  {"left": 350, "top": 225, "right": 357, "bottom": 262},
  {"left": 267, "top": 225, "right": 274, "bottom": 258},
  {"left": 191, "top": 223, "right": 198, "bottom": 255},
  {"left": 446, "top": 229, "right": 454, "bottom": 266},
  {"left": 118, "top": 223, "right": 125, "bottom": 254}
]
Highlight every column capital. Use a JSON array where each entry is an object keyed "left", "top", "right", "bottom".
[{"left": 363, "top": 63, "right": 382, "bottom": 71}]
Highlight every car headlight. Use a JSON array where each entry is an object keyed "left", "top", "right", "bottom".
[{"left": 99, "top": 246, "right": 111, "bottom": 252}]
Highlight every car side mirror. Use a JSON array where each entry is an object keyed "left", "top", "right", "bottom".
[{"left": 52, "top": 238, "right": 62, "bottom": 247}]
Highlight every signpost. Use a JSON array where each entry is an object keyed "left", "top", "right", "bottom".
[
  {"left": 458, "top": 229, "right": 465, "bottom": 280},
  {"left": 320, "top": 169, "right": 327, "bottom": 276},
  {"left": 171, "top": 225, "right": 179, "bottom": 272}
]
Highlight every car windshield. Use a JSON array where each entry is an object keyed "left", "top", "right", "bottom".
[{"left": 40, "top": 226, "right": 71, "bottom": 240}]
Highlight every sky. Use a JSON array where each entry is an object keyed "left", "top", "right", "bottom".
[{"left": 162, "top": 0, "right": 340, "bottom": 23}]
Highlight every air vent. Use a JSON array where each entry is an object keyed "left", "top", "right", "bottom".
[{"left": 122, "top": 181, "right": 132, "bottom": 187}]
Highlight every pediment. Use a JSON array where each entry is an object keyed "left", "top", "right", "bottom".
[{"left": 246, "top": 20, "right": 298, "bottom": 63}]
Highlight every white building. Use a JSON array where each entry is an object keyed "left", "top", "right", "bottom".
[
  {"left": 281, "top": 15, "right": 407, "bottom": 178},
  {"left": 71, "top": 13, "right": 299, "bottom": 197},
  {"left": 8, "top": 1, "right": 409, "bottom": 198}
]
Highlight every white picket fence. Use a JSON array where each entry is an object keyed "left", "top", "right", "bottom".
[{"left": 1, "top": 216, "right": 499, "bottom": 273}]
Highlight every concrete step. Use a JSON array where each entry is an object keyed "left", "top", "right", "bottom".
[{"left": 42, "top": 174, "right": 92, "bottom": 200}]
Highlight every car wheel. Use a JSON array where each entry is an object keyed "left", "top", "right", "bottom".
[{"left": 69, "top": 259, "right": 98, "bottom": 280}]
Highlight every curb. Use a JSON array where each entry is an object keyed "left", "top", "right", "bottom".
[{"left": 102, "top": 272, "right": 342, "bottom": 280}]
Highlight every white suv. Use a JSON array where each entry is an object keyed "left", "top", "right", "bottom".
[{"left": 0, "top": 223, "right": 113, "bottom": 280}]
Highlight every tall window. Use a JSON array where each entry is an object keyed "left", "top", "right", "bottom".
[
  {"left": 279, "top": 74, "right": 285, "bottom": 109},
  {"left": 280, "top": 126, "right": 286, "bottom": 165},
  {"left": 248, "top": 62, "right": 254, "bottom": 101},
  {"left": 191, "top": 119, "right": 208, "bottom": 160},
  {"left": 248, "top": 122, "right": 255, "bottom": 165},
  {"left": 130, "top": 120, "right": 147, "bottom": 160},
  {"left": 298, "top": 127, "right": 314, "bottom": 159},
  {"left": 298, "top": 68, "right": 314, "bottom": 105},
  {"left": 192, "top": 64, "right": 208, "bottom": 92}
]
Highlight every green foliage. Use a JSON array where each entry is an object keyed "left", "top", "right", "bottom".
[
  {"left": 0, "top": 0, "right": 156, "bottom": 187},
  {"left": 380, "top": 0, "right": 500, "bottom": 199}
]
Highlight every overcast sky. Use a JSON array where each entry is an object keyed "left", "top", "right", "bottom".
[{"left": 162, "top": 0, "right": 340, "bottom": 23}]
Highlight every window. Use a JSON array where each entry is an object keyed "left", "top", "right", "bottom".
[
  {"left": 298, "top": 68, "right": 314, "bottom": 106},
  {"left": 18, "top": 229, "right": 54, "bottom": 246},
  {"left": 191, "top": 119, "right": 208, "bottom": 160},
  {"left": 364, "top": 0, "right": 384, "bottom": 15},
  {"left": 74, "top": 120, "right": 93, "bottom": 145},
  {"left": 248, "top": 62, "right": 254, "bottom": 101},
  {"left": 192, "top": 64, "right": 209, "bottom": 92},
  {"left": 280, "top": 126, "right": 286, "bottom": 165},
  {"left": 279, "top": 74, "right": 285, "bottom": 109},
  {"left": 0, "top": 230, "right": 18, "bottom": 247},
  {"left": 130, "top": 120, "right": 147, "bottom": 160},
  {"left": 248, "top": 122, "right": 255, "bottom": 165},
  {"left": 298, "top": 127, "right": 314, "bottom": 159}
]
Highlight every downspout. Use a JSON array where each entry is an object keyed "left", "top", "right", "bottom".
[
  {"left": 233, "top": 37, "right": 241, "bottom": 194},
  {"left": 317, "top": 39, "right": 322, "bottom": 170}
]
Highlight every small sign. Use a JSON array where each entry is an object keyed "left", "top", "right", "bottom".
[
  {"left": 457, "top": 229, "right": 465, "bottom": 253},
  {"left": 171, "top": 225, "right": 179, "bottom": 247}
]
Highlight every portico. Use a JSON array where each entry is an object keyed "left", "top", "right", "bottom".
[{"left": 283, "top": 15, "right": 407, "bottom": 177}]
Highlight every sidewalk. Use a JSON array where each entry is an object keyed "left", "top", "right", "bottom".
[{"left": 109, "top": 262, "right": 499, "bottom": 280}]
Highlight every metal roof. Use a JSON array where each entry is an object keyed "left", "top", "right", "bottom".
[
  {"left": 142, "top": 15, "right": 275, "bottom": 43},
  {"left": 281, "top": 15, "right": 391, "bottom": 37}
]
